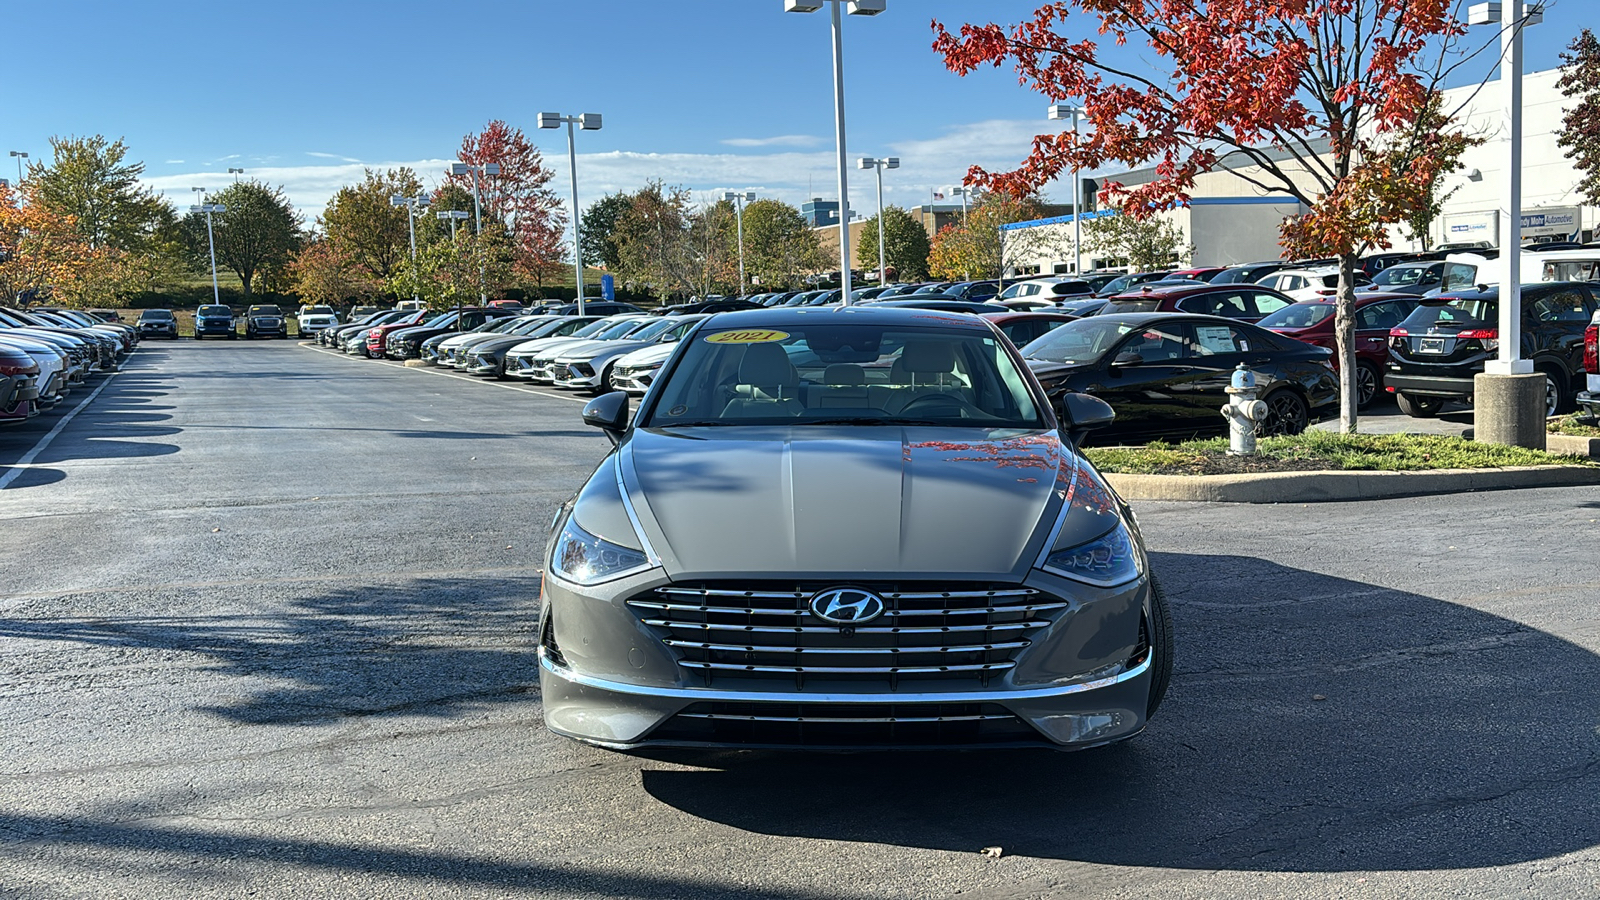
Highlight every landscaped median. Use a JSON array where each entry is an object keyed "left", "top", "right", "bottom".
[{"left": 1086, "top": 432, "right": 1600, "bottom": 503}]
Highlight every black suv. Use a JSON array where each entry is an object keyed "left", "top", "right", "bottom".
[
  {"left": 1386, "top": 283, "right": 1599, "bottom": 417},
  {"left": 244, "top": 304, "right": 288, "bottom": 339},
  {"left": 193, "top": 304, "right": 236, "bottom": 340},
  {"left": 136, "top": 309, "right": 179, "bottom": 339}
]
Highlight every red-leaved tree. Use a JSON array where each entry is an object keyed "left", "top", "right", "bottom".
[
  {"left": 446, "top": 121, "right": 569, "bottom": 290},
  {"left": 934, "top": 2, "right": 1489, "bottom": 431}
]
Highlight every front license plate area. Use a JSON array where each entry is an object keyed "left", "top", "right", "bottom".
[{"left": 1418, "top": 337, "right": 1446, "bottom": 354}]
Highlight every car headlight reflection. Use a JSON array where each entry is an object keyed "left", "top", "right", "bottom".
[
  {"left": 550, "top": 516, "right": 652, "bottom": 586},
  {"left": 1042, "top": 521, "right": 1141, "bottom": 587}
]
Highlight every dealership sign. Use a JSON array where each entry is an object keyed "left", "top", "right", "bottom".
[{"left": 1520, "top": 206, "right": 1581, "bottom": 238}]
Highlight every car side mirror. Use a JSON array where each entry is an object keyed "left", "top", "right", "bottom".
[
  {"left": 1111, "top": 351, "right": 1144, "bottom": 369},
  {"left": 582, "top": 391, "right": 630, "bottom": 445},
  {"left": 1060, "top": 392, "right": 1116, "bottom": 445}
]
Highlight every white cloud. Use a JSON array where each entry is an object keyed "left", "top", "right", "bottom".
[
  {"left": 307, "top": 151, "right": 362, "bottom": 163},
  {"left": 720, "top": 135, "right": 824, "bottom": 148},
  {"left": 165, "top": 159, "right": 185, "bottom": 165},
  {"left": 140, "top": 119, "right": 1067, "bottom": 223}
]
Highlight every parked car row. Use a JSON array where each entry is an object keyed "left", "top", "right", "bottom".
[
  {"left": 0, "top": 307, "right": 137, "bottom": 425},
  {"left": 136, "top": 304, "right": 295, "bottom": 340}
]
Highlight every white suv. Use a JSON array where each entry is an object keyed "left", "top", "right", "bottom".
[{"left": 296, "top": 305, "right": 340, "bottom": 337}]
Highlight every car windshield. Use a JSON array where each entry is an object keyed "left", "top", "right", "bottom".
[
  {"left": 1020, "top": 317, "right": 1150, "bottom": 365},
  {"left": 1099, "top": 298, "right": 1160, "bottom": 315},
  {"left": 1373, "top": 265, "right": 1431, "bottom": 287},
  {"left": 1400, "top": 297, "right": 1496, "bottom": 331},
  {"left": 1257, "top": 303, "right": 1335, "bottom": 329},
  {"left": 629, "top": 318, "right": 686, "bottom": 342},
  {"left": 141, "top": 311, "right": 174, "bottom": 320},
  {"left": 198, "top": 306, "right": 231, "bottom": 317},
  {"left": 642, "top": 323, "right": 1044, "bottom": 429},
  {"left": 304, "top": 306, "right": 335, "bottom": 315},
  {"left": 249, "top": 306, "right": 282, "bottom": 316},
  {"left": 422, "top": 313, "right": 455, "bottom": 327},
  {"left": 596, "top": 319, "right": 647, "bottom": 340}
]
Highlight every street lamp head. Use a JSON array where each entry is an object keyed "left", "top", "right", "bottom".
[
  {"left": 784, "top": 0, "right": 824, "bottom": 10},
  {"left": 537, "top": 113, "right": 563, "bottom": 130},
  {"left": 884, "top": 158, "right": 899, "bottom": 169},
  {"left": 579, "top": 113, "right": 602, "bottom": 131},
  {"left": 744, "top": 191, "right": 756, "bottom": 202},
  {"left": 846, "top": 0, "right": 886, "bottom": 14},
  {"left": 8, "top": 151, "right": 26, "bottom": 159},
  {"left": 858, "top": 157, "right": 875, "bottom": 169},
  {"left": 449, "top": 162, "right": 471, "bottom": 176},
  {"left": 483, "top": 163, "right": 501, "bottom": 176},
  {"left": 192, "top": 186, "right": 205, "bottom": 193},
  {"left": 723, "top": 191, "right": 738, "bottom": 201},
  {"left": 228, "top": 167, "right": 244, "bottom": 175},
  {"left": 390, "top": 195, "right": 406, "bottom": 207}
]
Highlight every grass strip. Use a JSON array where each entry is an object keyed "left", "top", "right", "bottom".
[
  {"left": 1548, "top": 415, "right": 1600, "bottom": 437},
  {"left": 1086, "top": 431, "right": 1595, "bottom": 476}
]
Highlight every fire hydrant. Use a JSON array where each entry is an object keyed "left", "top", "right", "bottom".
[{"left": 1221, "top": 363, "right": 1269, "bottom": 456}]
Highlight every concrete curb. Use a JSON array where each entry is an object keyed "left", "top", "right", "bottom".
[
  {"left": 1546, "top": 433, "right": 1600, "bottom": 458},
  {"left": 1106, "top": 465, "right": 1600, "bottom": 503}
]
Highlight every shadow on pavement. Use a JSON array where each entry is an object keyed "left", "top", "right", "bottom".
[{"left": 640, "top": 552, "right": 1600, "bottom": 873}]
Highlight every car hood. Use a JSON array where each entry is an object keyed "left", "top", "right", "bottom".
[
  {"left": 620, "top": 426, "right": 1071, "bottom": 579},
  {"left": 615, "top": 343, "right": 676, "bottom": 367},
  {"left": 468, "top": 334, "right": 544, "bottom": 353},
  {"left": 556, "top": 338, "right": 654, "bottom": 362},
  {"left": 508, "top": 335, "right": 596, "bottom": 356}
]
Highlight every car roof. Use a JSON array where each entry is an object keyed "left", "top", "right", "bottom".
[
  {"left": 980, "top": 311, "right": 1079, "bottom": 322},
  {"left": 1275, "top": 266, "right": 1341, "bottom": 276},
  {"left": 701, "top": 304, "right": 999, "bottom": 331}
]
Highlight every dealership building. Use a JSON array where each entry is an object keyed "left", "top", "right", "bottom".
[{"left": 1001, "top": 66, "right": 1596, "bottom": 275}]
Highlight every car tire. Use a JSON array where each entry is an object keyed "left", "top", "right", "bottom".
[
  {"left": 1355, "top": 361, "right": 1381, "bottom": 409},
  {"left": 194, "top": 333, "right": 202, "bottom": 341},
  {"left": 1257, "top": 389, "right": 1309, "bottom": 437},
  {"left": 1541, "top": 369, "right": 1568, "bottom": 416},
  {"left": 1396, "top": 392, "right": 1443, "bottom": 418},
  {"left": 1146, "top": 575, "right": 1174, "bottom": 719}
]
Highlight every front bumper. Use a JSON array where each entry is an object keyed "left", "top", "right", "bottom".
[
  {"left": 539, "top": 567, "right": 1154, "bottom": 752},
  {"left": 1385, "top": 372, "right": 1474, "bottom": 399},
  {"left": 551, "top": 361, "right": 600, "bottom": 389},
  {"left": 2, "top": 374, "right": 39, "bottom": 416},
  {"left": 611, "top": 367, "right": 659, "bottom": 394}
]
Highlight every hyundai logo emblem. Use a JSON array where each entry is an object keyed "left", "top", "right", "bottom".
[{"left": 809, "top": 588, "right": 886, "bottom": 625}]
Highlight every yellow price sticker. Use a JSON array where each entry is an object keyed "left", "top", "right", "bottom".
[{"left": 704, "top": 329, "right": 790, "bottom": 345}]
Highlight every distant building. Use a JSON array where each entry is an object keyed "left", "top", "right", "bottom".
[{"left": 801, "top": 199, "right": 843, "bottom": 228}]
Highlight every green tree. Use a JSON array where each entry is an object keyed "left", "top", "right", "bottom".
[
  {"left": 687, "top": 199, "right": 739, "bottom": 297},
  {"left": 1557, "top": 29, "right": 1600, "bottom": 208},
  {"left": 613, "top": 182, "right": 695, "bottom": 298},
  {"left": 183, "top": 181, "right": 302, "bottom": 297},
  {"left": 388, "top": 223, "right": 517, "bottom": 309},
  {"left": 741, "top": 198, "right": 825, "bottom": 290},
  {"left": 580, "top": 192, "right": 632, "bottom": 270},
  {"left": 927, "top": 193, "right": 1056, "bottom": 280},
  {"left": 1081, "top": 212, "right": 1192, "bottom": 271},
  {"left": 26, "top": 135, "right": 172, "bottom": 253},
  {"left": 855, "top": 205, "right": 930, "bottom": 282},
  {"left": 415, "top": 183, "right": 478, "bottom": 247},
  {"left": 320, "top": 168, "right": 424, "bottom": 284}
]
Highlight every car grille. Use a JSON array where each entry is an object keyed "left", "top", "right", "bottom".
[
  {"left": 645, "top": 700, "right": 1046, "bottom": 747},
  {"left": 626, "top": 582, "right": 1068, "bottom": 689}
]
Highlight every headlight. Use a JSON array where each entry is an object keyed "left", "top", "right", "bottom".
[
  {"left": 1042, "top": 522, "right": 1141, "bottom": 587},
  {"left": 550, "top": 516, "right": 652, "bottom": 586}
]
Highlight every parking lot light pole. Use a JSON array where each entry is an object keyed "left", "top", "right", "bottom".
[
  {"left": 857, "top": 157, "right": 898, "bottom": 287},
  {"left": 539, "top": 113, "right": 601, "bottom": 314},
  {"left": 1048, "top": 103, "right": 1085, "bottom": 274},
  {"left": 449, "top": 162, "right": 501, "bottom": 303},
  {"left": 436, "top": 208, "right": 470, "bottom": 240},
  {"left": 785, "top": 0, "right": 885, "bottom": 306},
  {"left": 8, "top": 151, "right": 26, "bottom": 190},
  {"left": 722, "top": 191, "right": 756, "bottom": 296},
  {"left": 189, "top": 189, "right": 226, "bottom": 306},
  {"left": 1469, "top": 0, "right": 1545, "bottom": 447},
  {"left": 390, "top": 194, "right": 430, "bottom": 305},
  {"left": 951, "top": 186, "right": 974, "bottom": 224},
  {"left": 228, "top": 167, "right": 244, "bottom": 182}
]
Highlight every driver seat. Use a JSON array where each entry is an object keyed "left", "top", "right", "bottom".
[{"left": 885, "top": 340, "right": 972, "bottom": 413}]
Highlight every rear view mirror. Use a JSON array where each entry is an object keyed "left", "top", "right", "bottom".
[
  {"left": 1111, "top": 352, "right": 1144, "bottom": 368},
  {"left": 582, "top": 391, "right": 630, "bottom": 445},
  {"left": 1060, "top": 392, "right": 1116, "bottom": 445}
]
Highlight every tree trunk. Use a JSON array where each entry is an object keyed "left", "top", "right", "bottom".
[{"left": 1335, "top": 253, "right": 1360, "bottom": 433}]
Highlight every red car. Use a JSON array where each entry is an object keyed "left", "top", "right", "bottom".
[
  {"left": 1098, "top": 283, "right": 1297, "bottom": 322},
  {"left": 979, "top": 310, "right": 1079, "bottom": 348},
  {"left": 1, "top": 344, "right": 41, "bottom": 426},
  {"left": 362, "top": 310, "right": 430, "bottom": 359},
  {"left": 1168, "top": 266, "right": 1226, "bottom": 281},
  {"left": 1255, "top": 292, "right": 1420, "bottom": 409}
]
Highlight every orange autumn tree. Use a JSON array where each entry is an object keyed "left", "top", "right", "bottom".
[
  {"left": 0, "top": 182, "right": 114, "bottom": 308},
  {"left": 447, "top": 120, "right": 569, "bottom": 292},
  {"left": 934, "top": 1, "right": 1484, "bottom": 431}
]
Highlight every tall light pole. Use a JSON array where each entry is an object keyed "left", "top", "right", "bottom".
[
  {"left": 1048, "top": 103, "right": 1086, "bottom": 275},
  {"left": 390, "top": 194, "right": 430, "bottom": 305},
  {"left": 449, "top": 161, "right": 502, "bottom": 304},
  {"left": 951, "top": 186, "right": 975, "bottom": 223},
  {"left": 1467, "top": 0, "right": 1543, "bottom": 448},
  {"left": 539, "top": 112, "right": 602, "bottom": 314},
  {"left": 190, "top": 188, "right": 226, "bottom": 306},
  {"left": 8, "top": 151, "right": 26, "bottom": 188},
  {"left": 228, "top": 167, "right": 245, "bottom": 181},
  {"left": 785, "top": 0, "right": 885, "bottom": 306},
  {"left": 436, "top": 209, "right": 470, "bottom": 240},
  {"left": 722, "top": 191, "right": 756, "bottom": 296},
  {"left": 857, "top": 157, "right": 899, "bottom": 287}
]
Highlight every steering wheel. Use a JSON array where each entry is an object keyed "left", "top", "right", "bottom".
[{"left": 897, "top": 392, "right": 988, "bottom": 418}]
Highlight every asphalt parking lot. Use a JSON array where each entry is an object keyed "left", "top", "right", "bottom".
[{"left": 2, "top": 340, "right": 1598, "bottom": 899}]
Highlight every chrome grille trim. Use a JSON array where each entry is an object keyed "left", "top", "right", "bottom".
[
  {"left": 661, "top": 639, "right": 1031, "bottom": 655},
  {"left": 640, "top": 619, "right": 1049, "bottom": 635},
  {"left": 628, "top": 599, "right": 1067, "bottom": 617},
  {"left": 656, "top": 587, "right": 1039, "bottom": 601}
]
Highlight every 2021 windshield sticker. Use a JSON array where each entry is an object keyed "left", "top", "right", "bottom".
[{"left": 704, "top": 329, "right": 790, "bottom": 345}]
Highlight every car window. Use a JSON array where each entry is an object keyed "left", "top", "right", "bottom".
[
  {"left": 1529, "top": 290, "right": 1592, "bottom": 323},
  {"left": 1400, "top": 298, "right": 1496, "bottom": 330},
  {"left": 1257, "top": 303, "right": 1334, "bottom": 330},
  {"left": 1177, "top": 292, "right": 1250, "bottom": 318},
  {"left": 1247, "top": 291, "right": 1292, "bottom": 316},
  {"left": 1116, "top": 324, "right": 1192, "bottom": 361},
  {"left": 1189, "top": 323, "right": 1256, "bottom": 355},
  {"left": 1356, "top": 301, "right": 1412, "bottom": 331}
]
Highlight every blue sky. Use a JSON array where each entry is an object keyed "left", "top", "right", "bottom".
[{"left": 2, "top": 0, "right": 1586, "bottom": 223}]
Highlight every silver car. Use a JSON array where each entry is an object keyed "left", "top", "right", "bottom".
[{"left": 541, "top": 306, "right": 1171, "bottom": 752}]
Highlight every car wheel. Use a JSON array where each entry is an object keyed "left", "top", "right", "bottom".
[
  {"left": 1257, "top": 389, "right": 1309, "bottom": 436},
  {"left": 1542, "top": 369, "right": 1568, "bottom": 416},
  {"left": 367, "top": 347, "right": 383, "bottom": 359},
  {"left": 1395, "top": 392, "right": 1442, "bottom": 418},
  {"left": 1355, "top": 361, "right": 1381, "bottom": 409},
  {"left": 1146, "top": 575, "right": 1174, "bottom": 719},
  {"left": 194, "top": 333, "right": 202, "bottom": 341},
  {"left": 494, "top": 360, "right": 509, "bottom": 381}
]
